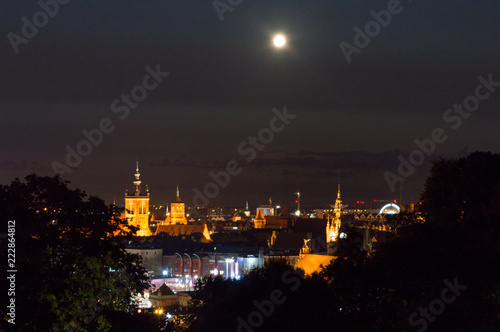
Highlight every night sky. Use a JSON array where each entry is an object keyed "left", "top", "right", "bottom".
[{"left": 1, "top": 0, "right": 500, "bottom": 208}]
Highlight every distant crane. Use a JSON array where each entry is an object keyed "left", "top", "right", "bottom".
[{"left": 295, "top": 191, "right": 300, "bottom": 216}]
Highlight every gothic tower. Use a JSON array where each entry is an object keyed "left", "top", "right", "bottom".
[
  {"left": 124, "top": 162, "right": 152, "bottom": 236},
  {"left": 244, "top": 201, "right": 250, "bottom": 217},
  {"left": 254, "top": 209, "right": 266, "bottom": 229},
  {"left": 170, "top": 186, "right": 187, "bottom": 225},
  {"left": 326, "top": 184, "right": 342, "bottom": 244}
]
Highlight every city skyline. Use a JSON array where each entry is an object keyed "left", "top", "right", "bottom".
[
  {"left": 123, "top": 161, "right": 406, "bottom": 210},
  {"left": 2, "top": 0, "right": 500, "bottom": 207},
  {"left": 3, "top": 2, "right": 500, "bottom": 330}
]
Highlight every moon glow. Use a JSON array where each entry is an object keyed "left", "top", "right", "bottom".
[{"left": 273, "top": 34, "right": 287, "bottom": 48}]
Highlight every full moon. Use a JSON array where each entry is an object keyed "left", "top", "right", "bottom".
[{"left": 273, "top": 34, "right": 287, "bottom": 48}]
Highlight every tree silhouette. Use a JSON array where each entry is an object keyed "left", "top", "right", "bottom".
[
  {"left": 177, "top": 258, "right": 336, "bottom": 332},
  {"left": 421, "top": 151, "right": 500, "bottom": 225},
  {"left": 0, "top": 175, "right": 150, "bottom": 332}
]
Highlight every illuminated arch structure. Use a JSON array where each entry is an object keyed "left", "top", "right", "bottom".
[{"left": 379, "top": 203, "right": 400, "bottom": 215}]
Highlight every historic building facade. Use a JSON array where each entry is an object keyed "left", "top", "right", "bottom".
[
  {"left": 124, "top": 162, "right": 152, "bottom": 236},
  {"left": 170, "top": 186, "right": 187, "bottom": 225},
  {"left": 326, "top": 184, "right": 342, "bottom": 245}
]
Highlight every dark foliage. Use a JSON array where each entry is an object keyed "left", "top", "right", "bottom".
[
  {"left": 183, "top": 258, "right": 337, "bottom": 332},
  {"left": 421, "top": 151, "right": 500, "bottom": 226},
  {"left": 0, "top": 175, "right": 150, "bottom": 331}
]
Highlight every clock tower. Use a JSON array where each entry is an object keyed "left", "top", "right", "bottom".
[{"left": 124, "top": 162, "right": 151, "bottom": 236}]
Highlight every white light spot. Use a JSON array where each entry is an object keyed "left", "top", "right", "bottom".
[{"left": 273, "top": 34, "right": 286, "bottom": 48}]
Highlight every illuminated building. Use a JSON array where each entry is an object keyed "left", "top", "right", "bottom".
[
  {"left": 244, "top": 201, "right": 250, "bottom": 217},
  {"left": 379, "top": 203, "right": 400, "bottom": 214},
  {"left": 124, "top": 162, "right": 152, "bottom": 236},
  {"left": 155, "top": 188, "right": 213, "bottom": 238},
  {"left": 170, "top": 186, "right": 187, "bottom": 225},
  {"left": 253, "top": 209, "right": 266, "bottom": 229},
  {"left": 253, "top": 208, "right": 290, "bottom": 230},
  {"left": 148, "top": 283, "right": 178, "bottom": 308},
  {"left": 154, "top": 224, "right": 212, "bottom": 242},
  {"left": 256, "top": 197, "right": 275, "bottom": 216},
  {"left": 231, "top": 212, "right": 242, "bottom": 222},
  {"left": 295, "top": 254, "right": 336, "bottom": 276},
  {"left": 326, "top": 184, "right": 342, "bottom": 244}
]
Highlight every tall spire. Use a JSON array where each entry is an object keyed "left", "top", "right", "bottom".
[
  {"left": 335, "top": 182, "right": 342, "bottom": 219},
  {"left": 245, "top": 201, "right": 249, "bottom": 210},
  {"left": 337, "top": 170, "right": 341, "bottom": 199},
  {"left": 176, "top": 185, "right": 179, "bottom": 198},
  {"left": 327, "top": 181, "right": 343, "bottom": 245},
  {"left": 133, "top": 161, "right": 141, "bottom": 193}
]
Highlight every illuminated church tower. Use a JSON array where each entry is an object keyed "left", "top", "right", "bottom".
[
  {"left": 125, "top": 162, "right": 152, "bottom": 236},
  {"left": 170, "top": 186, "right": 187, "bottom": 225},
  {"left": 244, "top": 201, "right": 250, "bottom": 217},
  {"left": 326, "top": 184, "right": 342, "bottom": 244}
]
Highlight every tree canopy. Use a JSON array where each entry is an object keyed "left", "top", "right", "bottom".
[
  {"left": 178, "top": 258, "right": 336, "bottom": 332},
  {"left": 0, "top": 175, "right": 150, "bottom": 331},
  {"left": 421, "top": 151, "right": 500, "bottom": 225}
]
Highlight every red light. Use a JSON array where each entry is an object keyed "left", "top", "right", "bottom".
[
  {"left": 295, "top": 200, "right": 298, "bottom": 203},
  {"left": 394, "top": 199, "right": 397, "bottom": 203}
]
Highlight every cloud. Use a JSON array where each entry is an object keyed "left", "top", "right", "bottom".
[
  {"left": 0, "top": 160, "right": 45, "bottom": 170},
  {"left": 151, "top": 149, "right": 471, "bottom": 173}
]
